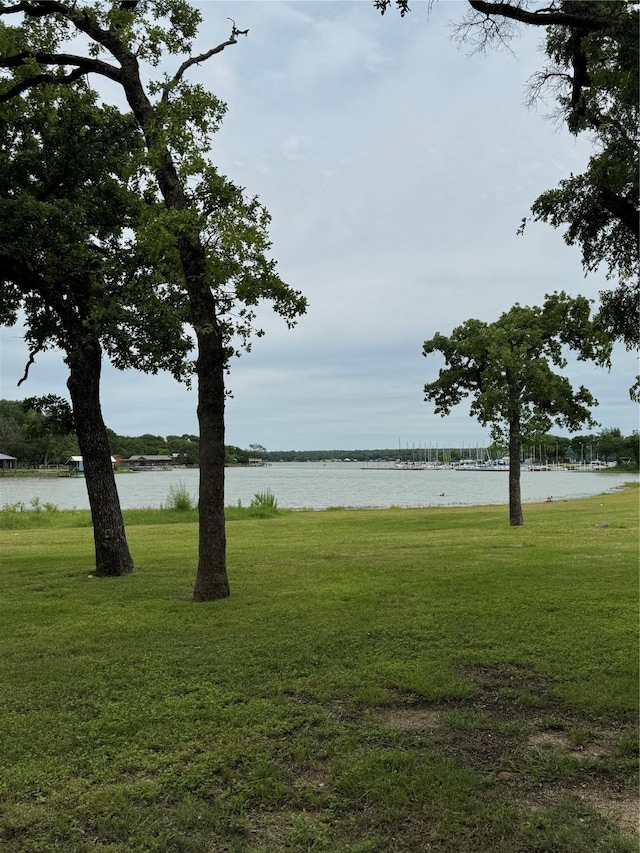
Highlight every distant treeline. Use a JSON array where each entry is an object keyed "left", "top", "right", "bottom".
[
  {"left": 259, "top": 434, "right": 639, "bottom": 465},
  {"left": 0, "top": 400, "right": 250, "bottom": 467},
  {"left": 106, "top": 431, "right": 251, "bottom": 467},
  {"left": 1, "top": 399, "right": 637, "bottom": 468}
]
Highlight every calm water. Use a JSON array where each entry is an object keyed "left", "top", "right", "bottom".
[{"left": 0, "top": 462, "right": 635, "bottom": 511}]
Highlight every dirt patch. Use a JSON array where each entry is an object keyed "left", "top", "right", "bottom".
[
  {"left": 524, "top": 782, "right": 639, "bottom": 837},
  {"left": 433, "top": 718, "right": 525, "bottom": 772},
  {"left": 370, "top": 706, "right": 443, "bottom": 731},
  {"left": 119, "top": 768, "right": 160, "bottom": 783},
  {"left": 455, "top": 662, "right": 563, "bottom": 716},
  {"left": 528, "top": 729, "right": 617, "bottom": 760},
  {"left": 285, "top": 667, "right": 637, "bottom": 839},
  {"left": 528, "top": 731, "right": 570, "bottom": 749},
  {"left": 370, "top": 665, "right": 637, "bottom": 836},
  {"left": 294, "top": 768, "right": 329, "bottom": 790},
  {"left": 577, "top": 789, "right": 639, "bottom": 835}
]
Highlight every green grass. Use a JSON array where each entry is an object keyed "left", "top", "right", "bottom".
[{"left": 1, "top": 487, "right": 638, "bottom": 852}]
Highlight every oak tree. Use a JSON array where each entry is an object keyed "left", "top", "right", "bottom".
[
  {"left": 0, "top": 84, "right": 191, "bottom": 575},
  {"left": 0, "top": 1, "right": 307, "bottom": 600},
  {"left": 423, "top": 292, "right": 612, "bottom": 525}
]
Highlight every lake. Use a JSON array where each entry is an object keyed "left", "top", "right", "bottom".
[{"left": 0, "top": 462, "right": 635, "bottom": 511}]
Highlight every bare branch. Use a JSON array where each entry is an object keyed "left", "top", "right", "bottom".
[
  {"left": 227, "top": 18, "right": 249, "bottom": 38},
  {"left": 453, "top": 8, "right": 520, "bottom": 55},
  {"left": 454, "top": 0, "right": 618, "bottom": 54},
  {"left": 524, "top": 66, "right": 573, "bottom": 122},
  {"left": 160, "top": 24, "right": 247, "bottom": 104},
  {"left": 17, "top": 343, "right": 44, "bottom": 386}
]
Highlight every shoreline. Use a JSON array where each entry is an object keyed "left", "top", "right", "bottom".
[{"left": 1, "top": 480, "right": 637, "bottom": 516}]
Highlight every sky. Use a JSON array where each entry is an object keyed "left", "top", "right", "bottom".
[{"left": 0, "top": 0, "right": 638, "bottom": 451}]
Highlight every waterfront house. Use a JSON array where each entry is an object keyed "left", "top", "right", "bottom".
[
  {"left": 67, "top": 456, "right": 116, "bottom": 474},
  {"left": 67, "top": 456, "right": 84, "bottom": 473},
  {"left": 125, "top": 455, "right": 173, "bottom": 470},
  {"left": 0, "top": 452, "right": 17, "bottom": 473}
]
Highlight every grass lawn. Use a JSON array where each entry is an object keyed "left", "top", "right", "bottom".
[{"left": 1, "top": 486, "right": 638, "bottom": 852}]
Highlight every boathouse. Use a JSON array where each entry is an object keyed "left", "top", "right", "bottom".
[
  {"left": 0, "top": 452, "right": 17, "bottom": 473},
  {"left": 125, "top": 455, "right": 173, "bottom": 470},
  {"left": 67, "top": 456, "right": 116, "bottom": 474},
  {"left": 67, "top": 456, "right": 84, "bottom": 473}
]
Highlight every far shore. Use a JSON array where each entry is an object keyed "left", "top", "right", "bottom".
[{"left": 3, "top": 463, "right": 638, "bottom": 479}]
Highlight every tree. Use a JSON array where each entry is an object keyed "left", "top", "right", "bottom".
[
  {"left": 0, "top": 2, "right": 307, "bottom": 600},
  {"left": 594, "top": 427, "right": 625, "bottom": 463},
  {"left": 423, "top": 292, "right": 612, "bottom": 525},
  {"left": 377, "top": 1, "right": 639, "bottom": 350},
  {"left": 225, "top": 445, "right": 250, "bottom": 465},
  {"left": 0, "top": 396, "right": 79, "bottom": 465},
  {"left": 0, "top": 84, "right": 188, "bottom": 575},
  {"left": 568, "top": 433, "right": 596, "bottom": 464},
  {"left": 621, "top": 432, "right": 639, "bottom": 468},
  {"left": 21, "top": 395, "right": 76, "bottom": 467},
  {"left": 166, "top": 434, "right": 199, "bottom": 466},
  {"left": 0, "top": 400, "right": 23, "bottom": 459}
]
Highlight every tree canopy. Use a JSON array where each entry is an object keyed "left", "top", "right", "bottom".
[
  {"left": 0, "top": 83, "right": 183, "bottom": 576},
  {"left": 0, "top": 397, "right": 78, "bottom": 466},
  {"left": 0, "top": 84, "right": 191, "bottom": 380}
]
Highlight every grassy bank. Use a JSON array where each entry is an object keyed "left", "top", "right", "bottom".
[{"left": 1, "top": 488, "right": 638, "bottom": 852}]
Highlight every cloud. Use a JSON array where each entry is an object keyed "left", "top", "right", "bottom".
[{"left": 1, "top": 1, "right": 637, "bottom": 451}]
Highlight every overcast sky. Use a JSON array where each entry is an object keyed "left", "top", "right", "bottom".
[{"left": 1, "top": 0, "right": 637, "bottom": 451}]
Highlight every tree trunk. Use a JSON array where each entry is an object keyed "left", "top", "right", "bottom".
[
  {"left": 66, "top": 341, "right": 134, "bottom": 577},
  {"left": 117, "top": 60, "right": 231, "bottom": 600},
  {"left": 189, "top": 297, "right": 230, "bottom": 602},
  {"left": 508, "top": 418, "right": 524, "bottom": 527}
]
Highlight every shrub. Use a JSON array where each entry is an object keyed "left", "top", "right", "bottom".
[
  {"left": 250, "top": 489, "right": 277, "bottom": 509},
  {"left": 165, "top": 480, "right": 195, "bottom": 512},
  {"left": 0, "top": 499, "right": 61, "bottom": 529},
  {"left": 1, "top": 501, "right": 26, "bottom": 513},
  {"left": 249, "top": 489, "right": 278, "bottom": 517}
]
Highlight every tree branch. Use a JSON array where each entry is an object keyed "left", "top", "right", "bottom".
[
  {"left": 0, "top": 51, "right": 123, "bottom": 102},
  {"left": 601, "top": 190, "right": 640, "bottom": 244},
  {"left": 1, "top": 1, "right": 134, "bottom": 73},
  {"left": 467, "top": 1, "right": 612, "bottom": 32},
  {"left": 17, "top": 343, "right": 44, "bottom": 386},
  {"left": 0, "top": 67, "right": 87, "bottom": 101},
  {"left": 0, "top": 2, "right": 53, "bottom": 17},
  {"left": 160, "top": 24, "right": 247, "bottom": 104},
  {"left": 0, "top": 50, "right": 121, "bottom": 76}
]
